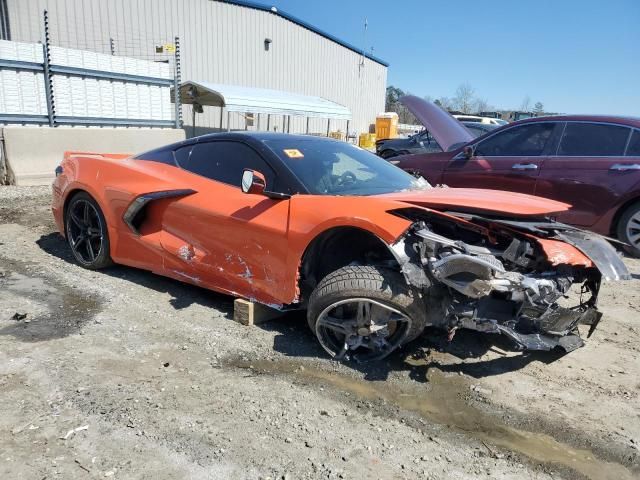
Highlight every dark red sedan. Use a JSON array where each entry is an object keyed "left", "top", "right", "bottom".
[{"left": 393, "top": 96, "right": 640, "bottom": 256}]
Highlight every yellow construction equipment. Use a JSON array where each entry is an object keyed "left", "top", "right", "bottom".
[
  {"left": 375, "top": 112, "right": 398, "bottom": 140},
  {"left": 358, "top": 133, "right": 376, "bottom": 149}
]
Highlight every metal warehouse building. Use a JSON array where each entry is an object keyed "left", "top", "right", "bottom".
[{"left": 1, "top": 0, "right": 388, "bottom": 136}]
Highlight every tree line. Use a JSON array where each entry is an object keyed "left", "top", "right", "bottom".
[{"left": 386, "top": 84, "right": 545, "bottom": 124}]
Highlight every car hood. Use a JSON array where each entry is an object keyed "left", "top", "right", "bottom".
[
  {"left": 399, "top": 96, "right": 474, "bottom": 151},
  {"left": 376, "top": 188, "right": 571, "bottom": 217}
]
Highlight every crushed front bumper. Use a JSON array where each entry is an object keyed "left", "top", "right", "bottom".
[
  {"left": 389, "top": 216, "right": 629, "bottom": 353},
  {"left": 471, "top": 303, "right": 602, "bottom": 352}
]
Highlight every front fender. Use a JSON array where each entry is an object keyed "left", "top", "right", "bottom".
[{"left": 288, "top": 195, "right": 412, "bottom": 246}]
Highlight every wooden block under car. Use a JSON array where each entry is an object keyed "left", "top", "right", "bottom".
[{"left": 233, "top": 298, "right": 282, "bottom": 326}]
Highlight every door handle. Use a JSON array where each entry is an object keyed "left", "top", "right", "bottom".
[
  {"left": 512, "top": 163, "right": 538, "bottom": 170},
  {"left": 610, "top": 163, "right": 640, "bottom": 171}
]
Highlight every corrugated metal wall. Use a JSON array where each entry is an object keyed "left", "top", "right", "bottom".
[{"left": 5, "top": 0, "right": 387, "bottom": 135}]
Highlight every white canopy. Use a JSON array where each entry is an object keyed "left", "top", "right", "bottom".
[{"left": 172, "top": 81, "right": 351, "bottom": 120}]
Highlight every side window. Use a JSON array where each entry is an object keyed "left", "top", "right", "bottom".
[
  {"left": 175, "top": 141, "right": 275, "bottom": 188},
  {"left": 475, "top": 123, "right": 555, "bottom": 156},
  {"left": 558, "top": 123, "right": 630, "bottom": 156},
  {"left": 174, "top": 145, "right": 191, "bottom": 166},
  {"left": 625, "top": 130, "right": 640, "bottom": 156}
]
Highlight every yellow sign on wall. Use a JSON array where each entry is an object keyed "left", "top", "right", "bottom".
[{"left": 156, "top": 44, "right": 176, "bottom": 54}]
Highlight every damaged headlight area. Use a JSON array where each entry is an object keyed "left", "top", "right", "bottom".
[{"left": 390, "top": 209, "right": 616, "bottom": 353}]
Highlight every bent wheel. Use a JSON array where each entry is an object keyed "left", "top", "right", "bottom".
[
  {"left": 307, "top": 265, "right": 427, "bottom": 362},
  {"left": 65, "top": 192, "right": 113, "bottom": 269},
  {"left": 315, "top": 297, "right": 411, "bottom": 362}
]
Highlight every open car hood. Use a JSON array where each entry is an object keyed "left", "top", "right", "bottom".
[
  {"left": 399, "top": 95, "right": 474, "bottom": 151},
  {"left": 377, "top": 188, "right": 571, "bottom": 217}
]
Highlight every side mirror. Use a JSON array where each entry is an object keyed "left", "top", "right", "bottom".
[
  {"left": 241, "top": 169, "right": 266, "bottom": 195},
  {"left": 463, "top": 145, "right": 475, "bottom": 159}
]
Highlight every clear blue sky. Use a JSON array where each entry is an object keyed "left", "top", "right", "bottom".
[{"left": 250, "top": 0, "right": 640, "bottom": 115}]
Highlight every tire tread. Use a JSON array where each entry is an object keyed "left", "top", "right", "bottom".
[{"left": 307, "top": 265, "right": 427, "bottom": 343}]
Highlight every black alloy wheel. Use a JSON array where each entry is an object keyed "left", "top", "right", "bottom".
[{"left": 65, "top": 192, "right": 113, "bottom": 269}]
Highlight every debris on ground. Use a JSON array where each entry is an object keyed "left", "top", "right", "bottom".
[{"left": 60, "top": 425, "right": 89, "bottom": 440}]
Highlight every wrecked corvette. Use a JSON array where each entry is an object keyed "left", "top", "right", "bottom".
[{"left": 51, "top": 133, "right": 630, "bottom": 362}]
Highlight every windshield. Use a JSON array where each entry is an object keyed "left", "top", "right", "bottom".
[{"left": 264, "top": 138, "right": 430, "bottom": 196}]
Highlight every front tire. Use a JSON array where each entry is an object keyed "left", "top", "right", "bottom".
[
  {"left": 307, "top": 265, "right": 427, "bottom": 362},
  {"left": 616, "top": 201, "right": 640, "bottom": 257},
  {"left": 65, "top": 192, "right": 113, "bottom": 269}
]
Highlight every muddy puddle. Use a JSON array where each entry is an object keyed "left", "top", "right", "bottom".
[
  {"left": 0, "top": 264, "right": 102, "bottom": 341},
  {"left": 231, "top": 358, "right": 636, "bottom": 480}
]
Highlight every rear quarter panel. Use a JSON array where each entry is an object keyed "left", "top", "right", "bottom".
[
  {"left": 590, "top": 179, "right": 640, "bottom": 235},
  {"left": 53, "top": 155, "right": 193, "bottom": 265},
  {"left": 535, "top": 156, "right": 640, "bottom": 228}
]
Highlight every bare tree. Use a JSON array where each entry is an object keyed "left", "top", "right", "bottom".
[
  {"left": 453, "top": 83, "right": 476, "bottom": 113},
  {"left": 520, "top": 95, "right": 531, "bottom": 112},
  {"left": 397, "top": 103, "right": 417, "bottom": 124},
  {"left": 533, "top": 101, "right": 544, "bottom": 115},
  {"left": 435, "top": 97, "right": 454, "bottom": 111},
  {"left": 474, "top": 98, "right": 491, "bottom": 113}
]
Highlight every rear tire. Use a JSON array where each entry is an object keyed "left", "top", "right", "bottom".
[
  {"left": 65, "top": 192, "right": 113, "bottom": 269},
  {"left": 307, "top": 265, "right": 427, "bottom": 361},
  {"left": 380, "top": 150, "right": 397, "bottom": 159},
  {"left": 616, "top": 201, "right": 640, "bottom": 257}
]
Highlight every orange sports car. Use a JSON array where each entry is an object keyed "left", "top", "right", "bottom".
[{"left": 52, "top": 133, "right": 630, "bottom": 361}]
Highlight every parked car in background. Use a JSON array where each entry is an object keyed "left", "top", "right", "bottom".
[
  {"left": 376, "top": 121, "right": 498, "bottom": 159},
  {"left": 393, "top": 96, "right": 640, "bottom": 256},
  {"left": 453, "top": 114, "right": 508, "bottom": 126},
  {"left": 503, "top": 111, "right": 535, "bottom": 122}
]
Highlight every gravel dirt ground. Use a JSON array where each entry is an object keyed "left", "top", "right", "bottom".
[{"left": 0, "top": 185, "right": 639, "bottom": 480}]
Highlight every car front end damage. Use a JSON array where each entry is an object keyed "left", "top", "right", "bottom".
[{"left": 389, "top": 208, "right": 631, "bottom": 353}]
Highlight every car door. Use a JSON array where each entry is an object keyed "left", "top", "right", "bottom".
[
  {"left": 441, "top": 122, "right": 557, "bottom": 194},
  {"left": 535, "top": 122, "right": 637, "bottom": 227},
  {"left": 160, "top": 140, "right": 291, "bottom": 304}
]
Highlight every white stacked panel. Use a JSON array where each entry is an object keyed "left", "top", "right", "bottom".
[
  {"left": 50, "top": 45, "right": 172, "bottom": 120},
  {"left": 0, "top": 40, "right": 48, "bottom": 117},
  {"left": 0, "top": 40, "right": 174, "bottom": 122}
]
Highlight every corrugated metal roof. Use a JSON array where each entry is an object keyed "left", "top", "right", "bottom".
[
  {"left": 219, "top": 0, "right": 389, "bottom": 67},
  {"left": 174, "top": 81, "right": 352, "bottom": 120}
]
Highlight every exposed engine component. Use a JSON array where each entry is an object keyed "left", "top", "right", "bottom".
[{"left": 391, "top": 214, "right": 609, "bottom": 352}]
